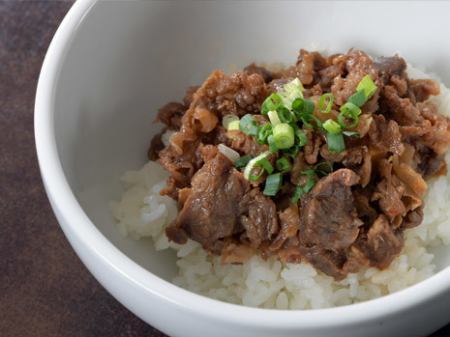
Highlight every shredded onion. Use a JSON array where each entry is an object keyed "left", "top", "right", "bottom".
[
  {"left": 161, "top": 130, "right": 175, "bottom": 147},
  {"left": 218, "top": 144, "right": 240, "bottom": 162}
]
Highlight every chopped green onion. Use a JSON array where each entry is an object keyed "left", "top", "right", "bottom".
[
  {"left": 222, "top": 114, "right": 240, "bottom": 130},
  {"left": 292, "top": 97, "right": 315, "bottom": 115},
  {"left": 227, "top": 120, "right": 240, "bottom": 131},
  {"left": 263, "top": 173, "right": 283, "bottom": 196},
  {"left": 323, "top": 119, "right": 342, "bottom": 134},
  {"left": 273, "top": 123, "right": 295, "bottom": 149},
  {"left": 239, "top": 114, "right": 259, "bottom": 136},
  {"left": 357, "top": 75, "right": 378, "bottom": 99},
  {"left": 291, "top": 170, "right": 316, "bottom": 203},
  {"left": 243, "top": 151, "right": 272, "bottom": 180},
  {"left": 257, "top": 124, "right": 272, "bottom": 144},
  {"left": 326, "top": 132, "right": 345, "bottom": 153},
  {"left": 303, "top": 175, "right": 316, "bottom": 193},
  {"left": 348, "top": 90, "right": 367, "bottom": 108},
  {"left": 296, "top": 129, "right": 308, "bottom": 147},
  {"left": 268, "top": 110, "right": 281, "bottom": 125},
  {"left": 276, "top": 157, "right": 292, "bottom": 172},
  {"left": 281, "top": 78, "right": 304, "bottom": 108},
  {"left": 343, "top": 130, "right": 360, "bottom": 137},
  {"left": 249, "top": 169, "right": 264, "bottom": 181},
  {"left": 303, "top": 99, "right": 315, "bottom": 115},
  {"left": 258, "top": 157, "right": 274, "bottom": 174},
  {"left": 338, "top": 102, "right": 361, "bottom": 129},
  {"left": 340, "top": 102, "right": 362, "bottom": 117},
  {"left": 261, "top": 93, "right": 283, "bottom": 115},
  {"left": 291, "top": 186, "right": 305, "bottom": 203},
  {"left": 291, "top": 97, "right": 303, "bottom": 112},
  {"left": 318, "top": 93, "right": 334, "bottom": 113},
  {"left": 293, "top": 98, "right": 316, "bottom": 128},
  {"left": 278, "top": 106, "right": 294, "bottom": 123},
  {"left": 234, "top": 155, "right": 252, "bottom": 169},
  {"left": 267, "top": 135, "right": 278, "bottom": 153}
]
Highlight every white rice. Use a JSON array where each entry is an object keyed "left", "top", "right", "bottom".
[{"left": 111, "top": 66, "right": 450, "bottom": 309}]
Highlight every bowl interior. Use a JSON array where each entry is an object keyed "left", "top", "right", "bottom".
[{"left": 55, "top": 1, "right": 450, "bottom": 283}]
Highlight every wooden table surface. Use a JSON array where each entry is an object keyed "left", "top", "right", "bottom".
[{"left": 0, "top": 1, "right": 448, "bottom": 336}]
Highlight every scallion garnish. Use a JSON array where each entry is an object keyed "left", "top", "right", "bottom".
[
  {"left": 263, "top": 173, "right": 283, "bottom": 196},
  {"left": 261, "top": 93, "right": 283, "bottom": 115},
  {"left": 326, "top": 132, "right": 345, "bottom": 153},
  {"left": 239, "top": 114, "right": 259, "bottom": 136},
  {"left": 280, "top": 78, "right": 304, "bottom": 108},
  {"left": 347, "top": 90, "right": 367, "bottom": 108},
  {"left": 323, "top": 119, "right": 342, "bottom": 134},
  {"left": 296, "top": 129, "right": 308, "bottom": 147},
  {"left": 257, "top": 124, "right": 272, "bottom": 144},
  {"left": 267, "top": 135, "right": 278, "bottom": 153},
  {"left": 222, "top": 114, "right": 240, "bottom": 130},
  {"left": 278, "top": 106, "right": 294, "bottom": 123},
  {"left": 318, "top": 93, "right": 334, "bottom": 113},
  {"left": 234, "top": 155, "right": 252, "bottom": 169},
  {"left": 268, "top": 110, "right": 281, "bottom": 125},
  {"left": 338, "top": 102, "right": 361, "bottom": 128},
  {"left": 276, "top": 157, "right": 292, "bottom": 173},
  {"left": 243, "top": 151, "right": 273, "bottom": 181},
  {"left": 291, "top": 170, "right": 316, "bottom": 203},
  {"left": 259, "top": 157, "right": 274, "bottom": 174},
  {"left": 273, "top": 123, "right": 295, "bottom": 149},
  {"left": 357, "top": 75, "right": 377, "bottom": 99}
]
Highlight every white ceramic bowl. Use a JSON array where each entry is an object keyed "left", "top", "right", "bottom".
[{"left": 35, "top": 1, "right": 450, "bottom": 336}]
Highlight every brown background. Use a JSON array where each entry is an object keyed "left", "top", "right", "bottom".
[{"left": 0, "top": 1, "right": 448, "bottom": 336}]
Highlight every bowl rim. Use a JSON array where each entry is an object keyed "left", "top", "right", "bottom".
[{"left": 35, "top": 0, "right": 450, "bottom": 328}]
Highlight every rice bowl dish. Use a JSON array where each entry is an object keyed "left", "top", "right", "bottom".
[{"left": 110, "top": 51, "right": 450, "bottom": 310}]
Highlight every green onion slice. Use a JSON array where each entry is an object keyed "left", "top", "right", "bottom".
[
  {"left": 261, "top": 93, "right": 283, "bottom": 115},
  {"left": 234, "top": 155, "right": 252, "bottom": 169},
  {"left": 296, "top": 129, "right": 308, "bottom": 147},
  {"left": 273, "top": 123, "right": 295, "bottom": 149},
  {"left": 281, "top": 78, "right": 304, "bottom": 108},
  {"left": 222, "top": 114, "right": 240, "bottom": 130},
  {"left": 268, "top": 110, "right": 281, "bottom": 126},
  {"left": 277, "top": 106, "right": 294, "bottom": 123},
  {"left": 338, "top": 102, "right": 361, "bottom": 129},
  {"left": 227, "top": 120, "right": 240, "bottom": 131},
  {"left": 323, "top": 119, "right": 342, "bottom": 134},
  {"left": 357, "top": 75, "right": 378, "bottom": 99},
  {"left": 348, "top": 90, "right": 367, "bottom": 108},
  {"left": 243, "top": 151, "right": 273, "bottom": 180},
  {"left": 291, "top": 170, "right": 316, "bottom": 203},
  {"left": 326, "top": 132, "right": 346, "bottom": 153},
  {"left": 257, "top": 124, "right": 272, "bottom": 144},
  {"left": 276, "top": 157, "right": 292, "bottom": 172},
  {"left": 267, "top": 135, "right": 278, "bottom": 153},
  {"left": 239, "top": 114, "right": 259, "bottom": 136},
  {"left": 318, "top": 93, "right": 334, "bottom": 113},
  {"left": 263, "top": 173, "right": 283, "bottom": 196}
]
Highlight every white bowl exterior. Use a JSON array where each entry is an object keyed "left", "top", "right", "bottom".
[{"left": 35, "top": 1, "right": 450, "bottom": 336}]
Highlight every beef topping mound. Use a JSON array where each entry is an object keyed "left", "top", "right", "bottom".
[{"left": 150, "top": 49, "right": 450, "bottom": 279}]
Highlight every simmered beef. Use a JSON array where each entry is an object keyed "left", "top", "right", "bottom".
[
  {"left": 166, "top": 152, "right": 251, "bottom": 249},
  {"left": 166, "top": 152, "right": 278, "bottom": 254},
  {"left": 151, "top": 49, "right": 450, "bottom": 279}
]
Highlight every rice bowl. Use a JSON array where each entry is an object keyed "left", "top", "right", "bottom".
[{"left": 35, "top": 2, "right": 450, "bottom": 336}]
